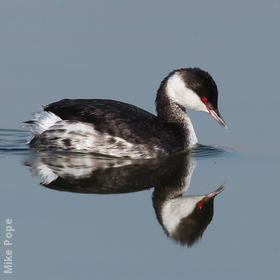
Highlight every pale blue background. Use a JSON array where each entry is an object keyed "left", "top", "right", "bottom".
[
  {"left": 0, "top": 0, "right": 279, "bottom": 151},
  {"left": 0, "top": 1, "right": 279, "bottom": 279}
]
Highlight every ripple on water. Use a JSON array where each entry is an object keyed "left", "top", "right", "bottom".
[
  {"left": 0, "top": 129, "right": 30, "bottom": 154},
  {"left": 190, "top": 144, "right": 230, "bottom": 158}
]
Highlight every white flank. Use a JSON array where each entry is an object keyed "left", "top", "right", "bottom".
[{"left": 27, "top": 119, "right": 161, "bottom": 158}]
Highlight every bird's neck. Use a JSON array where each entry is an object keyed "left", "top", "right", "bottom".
[{"left": 155, "top": 87, "right": 198, "bottom": 146}]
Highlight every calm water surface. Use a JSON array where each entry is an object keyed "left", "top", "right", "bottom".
[
  {"left": 0, "top": 129, "right": 279, "bottom": 279},
  {"left": 1, "top": 0, "right": 280, "bottom": 279}
]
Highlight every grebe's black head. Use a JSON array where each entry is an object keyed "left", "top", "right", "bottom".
[
  {"left": 157, "top": 67, "right": 227, "bottom": 128},
  {"left": 163, "top": 184, "right": 225, "bottom": 247}
]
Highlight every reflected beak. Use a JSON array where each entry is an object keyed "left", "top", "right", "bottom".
[
  {"left": 197, "top": 184, "right": 225, "bottom": 209},
  {"left": 205, "top": 183, "right": 225, "bottom": 199},
  {"left": 208, "top": 108, "right": 228, "bottom": 129}
]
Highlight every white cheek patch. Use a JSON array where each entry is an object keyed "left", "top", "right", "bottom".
[
  {"left": 166, "top": 72, "right": 208, "bottom": 112},
  {"left": 161, "top": 195, "right": 204, "bottom": 234}
]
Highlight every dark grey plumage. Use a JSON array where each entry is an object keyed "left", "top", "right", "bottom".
[{"left": 42, "top": 98, "right": 187, "bottom": 154}]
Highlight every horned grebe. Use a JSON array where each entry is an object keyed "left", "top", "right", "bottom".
[{"left": 26, "top": 68, "right": 227, "bottom": 158}]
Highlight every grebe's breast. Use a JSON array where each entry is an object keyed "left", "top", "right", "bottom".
[{"left": 29, "top": 99, "right": 187, "bottom": 158}]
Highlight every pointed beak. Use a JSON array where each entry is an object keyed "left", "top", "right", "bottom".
[
  {"left": 197, "top": 183, "right": 225, "bottom": 209},
  {"left": 208, "top": 108, "right": 228, "bottom": 128},
  {"left": 204, "top": 183, "right": 225, "bottom": 199}
]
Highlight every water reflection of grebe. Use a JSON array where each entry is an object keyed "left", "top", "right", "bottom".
[{"left": 24, "top": 151, "right": 224, "bottom": 246}]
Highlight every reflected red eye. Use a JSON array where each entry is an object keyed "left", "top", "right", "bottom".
[
  {"left": 197, "top": 200, "right": 204, "bottom": 209},
  {"left": 201, "top": 96, "right": 208, "bottom": 104}
]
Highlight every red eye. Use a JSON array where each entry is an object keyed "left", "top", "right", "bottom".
[
  {"left": 201, "top": 96, "right": 208, "bottom": 104},
  {"left": 197, "top": 200, "right": 204, "bottom": 209}
]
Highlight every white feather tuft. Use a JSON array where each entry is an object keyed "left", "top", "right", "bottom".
[
  {"left": 32, "top": 158, "right": 59, "bottom": 184},
  {"left": 25, "top": 111, "right": 62, "bottom": 136}
]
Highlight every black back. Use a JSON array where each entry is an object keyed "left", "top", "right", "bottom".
[{"left": 45, "top": 99, "right": 186, "bottom": 152}]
